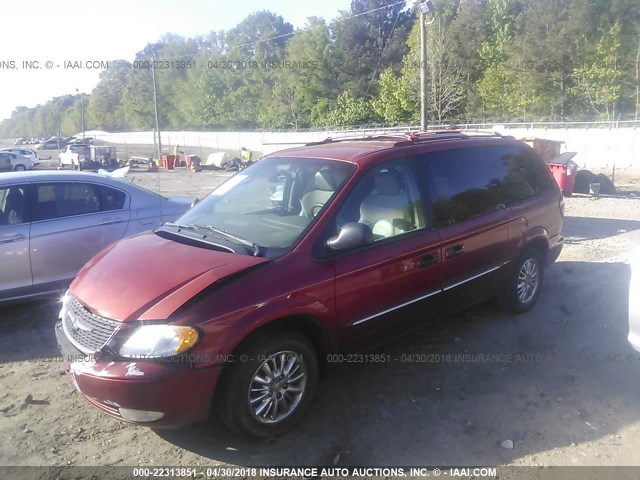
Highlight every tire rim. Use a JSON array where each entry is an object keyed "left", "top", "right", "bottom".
[
  {"left": 248, "top": 350, "right": 307, "bottom": 424},
  {"left": 517, "top": 258, "right": 539, "bottom": 304}
]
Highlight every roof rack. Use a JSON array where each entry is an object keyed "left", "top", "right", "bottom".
[
  {"left": 304, "top": 129, "right": 507, "bottom": 147},
  {"left": 304, "top": 134, "right": 409, "bottom": 146}
]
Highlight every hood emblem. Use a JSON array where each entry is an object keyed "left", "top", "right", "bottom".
[{"left": 68, "top": 312, "right": 93, "bottom": 332}]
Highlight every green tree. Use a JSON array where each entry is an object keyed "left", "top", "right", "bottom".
[
  {"left": 87, "top": 60, "right": 131, "bottom": 130},
  {"left": 319, "top": 91, "right": 377, "bottom": 126},
  {"left": 332, "top": 0, "right": 412, "bottom": 98},
  {"left": 571, "top": 23, "right": 625, "bottom": 120}
]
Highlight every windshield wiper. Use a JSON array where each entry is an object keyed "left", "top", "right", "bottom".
[
  {"left": 194, "top": 224, "right": 262, "bottom": 257},
  {"left": 164, "top": 222, "right": 262, "bottom": 256},
  {"left": 164, "top": 222, "right": 198, "bottom": 231}
]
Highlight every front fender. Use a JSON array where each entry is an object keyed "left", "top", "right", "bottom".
[{"left": 197, "top": 287, "right": 335, "bottom": 367}]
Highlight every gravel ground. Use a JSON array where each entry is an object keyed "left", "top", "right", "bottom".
[{"left": 1, "top": 159, "right": 640, "bottom": 468}]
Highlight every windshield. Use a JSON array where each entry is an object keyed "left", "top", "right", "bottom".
[{"left": 175, "top": 157, "right": 355, "bottom": 257}]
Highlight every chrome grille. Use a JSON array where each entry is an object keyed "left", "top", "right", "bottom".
[{"left": 62, "top": 295, "right": 120, "bottom": 354}]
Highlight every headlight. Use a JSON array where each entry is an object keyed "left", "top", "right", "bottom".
[
  {"left": 59, "top": 290, "right": 70, "bottom": 318},
  {"left": 119, "top": 325, "right": 200, "bottom": 358}
]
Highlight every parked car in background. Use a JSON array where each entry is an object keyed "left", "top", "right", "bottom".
[
  {"left": 55, "top": 131, "right": 565, "bottom": 438},
  {"left": 0, "top": 151, "right": 33, "bottom": 171},
  {"left": 37, "top": 139, "right": 62, "bottom": 150},
  {"left": 0, "top": 171, "right": 197, "bottom": 304},
  {"left": 0, "top": 148, "right": 39, "bottom": 168},
  {"left": 58, "top": 144, "right": 90, "bottom": 169}
]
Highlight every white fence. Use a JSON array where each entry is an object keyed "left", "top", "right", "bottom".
[{"left": 83, "top": 123, "right": 640, "bottom": 169}]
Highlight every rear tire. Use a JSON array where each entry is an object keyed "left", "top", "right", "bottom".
[
  {"left": 217, "top": 329, "right": 318, "bottom": 438},
  {"left": 498, "top": 248, "right": 544, "bottom": 313}
]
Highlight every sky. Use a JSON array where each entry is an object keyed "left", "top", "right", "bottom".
[{"left": 0, "top": 0, "right": 352, "bottom": 122}]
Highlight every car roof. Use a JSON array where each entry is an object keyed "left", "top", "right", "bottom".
[
  {"left": 0, "top": 170, "right": 125, "bottom": 185},
  {"left": 265, "top": 130, "right": 522, "bottom": 165}
]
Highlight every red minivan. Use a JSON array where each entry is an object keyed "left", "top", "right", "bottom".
[{"left": 56, "top": 131, "right": 564, "bottom": 437}]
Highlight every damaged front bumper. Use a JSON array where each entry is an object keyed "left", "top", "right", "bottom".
[{"left": 55, "top": 320, "right": 222, "bottom": 428}]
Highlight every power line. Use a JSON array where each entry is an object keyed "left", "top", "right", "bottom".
[
  {"left": 156, "top": 0, "right": 409, "bottom": 62},
  {"left": 364, "top": 5, "right": 405, "bottom": 98}
]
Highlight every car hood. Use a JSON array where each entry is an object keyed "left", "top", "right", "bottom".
[
  {"left": 167, "top": 195, "right": 197, "bottom": 205},
  {"left": 70, "top": 232, "right": 268, "bottom": 322}
]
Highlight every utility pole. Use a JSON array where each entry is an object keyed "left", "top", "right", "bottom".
[
  {"left": 419, "top": 1, "right": 435, "bottom": 131},
  {"left": 76, "top": 88, "right": 85, "bottom": 141},
  {"left": 420, "top": 10, "right": 427, "bottom": 131},
  {"left": 81, "top": 93, "right": 85, "bottom": 141},
  {"left": 152, "top": 53, "right": 162, "bottom": 160}
]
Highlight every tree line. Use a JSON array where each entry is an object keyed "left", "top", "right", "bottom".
[{"left": 2, "top": 0, "right": 640, "bottom": 138}]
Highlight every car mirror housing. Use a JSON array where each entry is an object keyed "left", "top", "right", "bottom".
[{"left": 326, "top": 222, "right": 374, "bottom": 252}]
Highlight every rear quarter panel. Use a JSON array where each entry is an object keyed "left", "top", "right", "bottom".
[{"left": 505, "top": 187, "right": 563, "bottom": 262}]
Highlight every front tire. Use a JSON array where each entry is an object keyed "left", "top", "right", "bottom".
[
  {"left": 217, "top": 329, "right": 318, "bottom": 438},
  {"left": 14, "top": 164, "right": 26, "bottom": 171},
  {"left": 499, "top": 248, "right": 544, "bottom": 313}
]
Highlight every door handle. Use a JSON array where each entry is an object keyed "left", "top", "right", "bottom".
[
  {"left": 419, "top": 252, "right": 439, "bottom": 268},
  {"left": 0, "top": 233, "right": 25, "bottom": 244},
  {"left": 445, "top": 245, "right": 465, "bottom": 259},
  {"left": 98, "top": 219, "right": 120, "bottom": 226}
]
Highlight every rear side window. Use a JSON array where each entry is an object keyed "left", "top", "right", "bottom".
[
  {"left": 491, "top": 145, "right": 555, "bottom": 202},
  {"left": 418, "top": 145, "right": 555, "bottom": 228},
  {"left": 100, "top": 186, "right": 126, "bottom": 211},
  {"left": 417, "top": 148, "right": 503, "bottom": 227}
]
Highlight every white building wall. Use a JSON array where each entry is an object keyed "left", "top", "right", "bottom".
[{"left": 82, "top": 126, "right": 640, "bottom": 169}]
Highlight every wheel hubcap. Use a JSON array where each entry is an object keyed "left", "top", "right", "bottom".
[
  {"left": 517, "top": 258, "right": 539, "bottom": 303},
  {"left": 248, "top": 350, "right": 306, "bottom": 424}
]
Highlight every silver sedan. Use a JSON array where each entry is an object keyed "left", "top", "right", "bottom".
[{"left": 0, "top": 171, "right": 196, "bottom": 303}]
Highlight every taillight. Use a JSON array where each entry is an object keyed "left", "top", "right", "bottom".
[{"left": 559, "top": 192, "right": 565, "bottom": 217}]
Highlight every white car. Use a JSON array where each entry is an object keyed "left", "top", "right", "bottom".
[
  {"left": 0, "top": 151, "right": 33, "bottom": 171},
  {"left": 0, "top": 170, "right": 197, "bottom": 303},
  {"left": 628, "top": 248, "right": 640, "bottom": 352},
  {"left": 58, "top": 144, "right": 90, "bottom": 169},
  {"left": 0, "top": 148, "right": 39, "bottom": 168}
]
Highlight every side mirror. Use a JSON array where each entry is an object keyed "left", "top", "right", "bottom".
[{"left": 326, "top": 222, "right": 373, "bottom": 251}]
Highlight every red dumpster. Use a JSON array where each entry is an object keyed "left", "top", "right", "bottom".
[
  {"left": 162, "top": 154, "right": 176, "bottom": 170},
  {"left": 548, "top": 153, "right": 578, "bottom": 196}
]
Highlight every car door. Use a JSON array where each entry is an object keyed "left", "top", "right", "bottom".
[
  {"left": 0, "top": 184, "right": 32, "bottom": 301},
  {"left": 29, "top": 181, "right": 130, "bottom": 292},
  {"left": 326, "top": 157, "right": 443, "bottom": 350},
  {"left": 416, "top": 147, "right": 511, "bottom": 312}
]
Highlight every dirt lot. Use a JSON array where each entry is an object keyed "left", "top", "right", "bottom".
[{"left": 1, "top": 154, "right": 640, "bottom": 468}]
